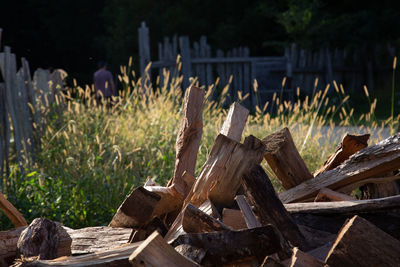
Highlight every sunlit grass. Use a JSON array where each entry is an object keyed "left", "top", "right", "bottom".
[{"left": 1, "top": 57, "right": 398, "bottom": 229}]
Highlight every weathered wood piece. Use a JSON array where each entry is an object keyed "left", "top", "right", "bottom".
[
  {"left": 235, "top": 195, "right": 261, "bottom": 228},
  {"left": 171, "top": 226, "right": 284, "bottom": 266},
  {"left": 314, "top": 188, "right": 356, "bottom": 202},
  {"left": 15, "top": 242, "right": 142, "bottom": 267},
  {"left": 360, "top": 171, "right": 400, "bottom": 199},
  {"left": 198, "top": 199, "right": 221, "bottom": 219},
  {"left": 282, "top": 247, "right": 324, "bottom": 267},
  {"left": 182, "top": 203, "right": 231, "bottom": 233},
  {"left": 174, "top": 244, "right": 207, "bottom": 265},
  {"left": 186, "top": 134, "right": 265, "bottom": 208},
  {"left": 109, "top": 186, "right": 161, "bottom": 228},
  {"left": 242, "top": 165, "right": 307, "bottom": 250},
  {"left": 314, "top": 133, "right": 369, "bottom": 176},
  {"left": 336, "top": 174, "right": 400, "bottom": 194},
  {"left": 222, "top": 208, "right": 247, "bottom": 230},
  {"left": 325, "top": 215, "right": 400, "bottom": 266},
  {"left": 129, "top": 231, "right": 199, "bottom": 267},
  {"left": 280, "top": 133, "right": 400, "bottom": 203},
  {"left": 143, "top": 185, "right": 183, "bottom": 218},
  {"left": 262, "top": 128, "right": 313, "bottom": 189},
  {"left": 17, "top": 218, "right": 71, "bottom": 260},
  {"left": 0, "top": 192, "right": 27, "bottom": 228},
  {"left": 172, "top": 86, "right": 204, "bottom": 194},
  {"left": 0, "top": 227, "right": 26, "bottom": 264},
  {"left": 306, "top": 242, "right": 332, "bottom": 262},
  {"left": 220, "top": 102, "right": 249, "bottom": 142}
]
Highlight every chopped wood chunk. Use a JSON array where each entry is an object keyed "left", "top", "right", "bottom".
[
  {"left": 222, "top": 208, "right": 247, "bottom": 230},
  {"left": 235, "top": 195, "right": 261, "bottom": 228},
  {"left": 182, "top": 203, "right": 231, "bottom": 233},
  {"left": 314, "top": 188, "right": 356, "bottom": 202},
  {"left": 220, "top": 102, "right": 249, "bottom": 142}
]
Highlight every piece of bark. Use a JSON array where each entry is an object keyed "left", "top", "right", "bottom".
[
  {"left": 262, "top": 128, "right": 313, "bottom": 189},
  {"left": 15, "top": 242, "right": 142, "bottom": 267},
  {"left": 220, "top": 102, "right": 249, "bottom": 142},
  {"left": 314, "top": 133, "right": 370, "bottom": 176},
  {"left": 17, "top": 218, "right": 71, "bottom": 260},
  {"left": 109, "top": 186, "right": 161, "bottom": 228},
  {"left": 172, "top": 86, "right": 204, "bottom": 195},
  {"left": 129, "top": 231, "right": 200, "bottom": 267},
  {"left": 235, "top": 195, "right": 261, "bottom": 228},
  {"left": 182, "top": 203, "right": 231, "bottom": 233},
  {"left": 0, "top": 192, "right": 27, "bottom": 228},
  {"left": 171, "top": 226, "right": 284, "bottom": 266},
  {"left": 314, "top": 188, "right": 356, "bottom": 202},
  {"left": 280, "top": 133, "right": 400, "bottom": 203},
  {"left": 222, "top": 208, "right": 247, "bottom": 230},
  {"left": 242, "top": 165, "right": 308, "bottom": 250},
  {"left": 281, "top": 247, "right": 324, "bottom": 267},
  {"left": 325, "top": 215, "right": 400, "bottom": 266},
  {"left": 185, "top": 134, "right": 265, "bottom": 208}
]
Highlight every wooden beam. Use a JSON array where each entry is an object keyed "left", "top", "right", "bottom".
[
  {"left": 314, "top": 188, "right": 356, "bottom": 202},
  {"left": 220, "top": 102, "right": 249, "bottom": 142},
  {"left": 325, "top": 215, "right": 400, "bottom": 266},
  {"left": 0, "top": 192, "right": 27, "bottom": 228},
  {"left": 314, "top": 133, "right": 369, "bottom": 176},
  {"left": 262, "top": 128, "right": 313, "bottom": 189},
  {"left": 280, "top": 133, "right": 400, "bottom": 203},
  {"left": 235, "top": 195, "right": 261, "bottom": 228},
  {"left": 182, "top": 203, "right": 231, "bottom": 233},
  {"left": 242, "top": 165, "right": 308, "bottom": 250},
  {"left": 129, "top": 231, "right": 200, "bottom": 267},
  {"left": 172, "top": 86, "right": 204, "bottom": 195},
  {"left": 171, "top": 226, "right": 284, "bottom": 266}
]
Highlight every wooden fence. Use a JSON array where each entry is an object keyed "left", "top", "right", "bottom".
[
  {"left": 0, "top": 29, "right": 64, "bottom": 187},
  {"left": 139, "top": 22, "right": 398, "bottom": 107}
]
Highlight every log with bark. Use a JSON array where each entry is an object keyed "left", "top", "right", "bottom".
[
  {"left": 325, "top": 215, "right": 400, "bottom": 266},
  {"left": 280, "top": 133, "right": 400, "bottom": 203},
  {"left": 262, "top": 127, "right": 313, "bottom": 189}
]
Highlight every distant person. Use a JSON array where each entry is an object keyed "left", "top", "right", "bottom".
[{"left": 94, "top": 61, "right": 115, "bottom": 104}]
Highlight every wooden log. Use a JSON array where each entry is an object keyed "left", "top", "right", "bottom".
[
  {"left": 361, "top": 180, "right": 400, "bottom": 199},
  {"left": 174, "top": 244, "right": 207, "bottom": 265},
  {"left": 242, "top": 165, "right": 308, "bottom": 250},
  {"left": 0, "top": 227, "right": 26, "bottom": 264},
  {"left": 262, "top": 128, "right": 313, "bottom": 189},
  {"left": 336, "top": 174, "right": 400, "bottom": 194},
  {"left": 220, "top": 102, "right": 249, "bottom": 142},
  {"left": 129, "top": 231, "right": 199, "bottom": 267},
  {"left": 281, "top": 247, "right": 324, "bottom": 267},
  {"left": 222, "top": 208, "right": 247, "bottom": 230},
  {"left": 198, "top": 199, "right": 221, "bottom": 219},
  {"left": 306, "top": 242, "right": 332, "bottom": 262},
  {"left": 314, "top": 188, "right": 356, "bottom": 202},
  {"left": 325, "top": 215, "right": 400, "bottom": 266},
  {"left": 314, "top": 133, "right": 369, "bottom": 176},
  {"left": 234, "top": 195, "right": 261, "bottom": 228},
  {"left": 0, "top": 192, "right": 27, "bottom": 227},
  {"left": 280, "top": 133, "right": 400, "bottom": 203},
  {"left": 171, "top": 226, "right": 284, "bottom": 266},
  {"left": 17, "top": 218, "right": 71, "bottom": 260},
  {"left": 109, "top": 186, "right": 161, "bottom": 228},
  {"left": 182, "top": 203, "right": 231, "bottom": 233},
  {"left": 15, "top": 242, "right": 142, "bottom": 267},
  {"left": 128, "top": 217, "right": 168, "bottom": 243},
  {"left": 185, "top": 134, "right": 265, "bottom": 208},
  {"left": 172, "top": 86, "right": 204, "bottom": 194}
]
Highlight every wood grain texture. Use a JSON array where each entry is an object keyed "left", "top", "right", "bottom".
[
  {"left": 0, "top": 192, "right": 27, "bottom": 227},
  {"left": 220, "top": 102, "right": 249, "bottom": 142},
  {"left": 222, "top": 209, "right": 247, "bottom": 230},
  {"left": 262, "top": 128, "right": 313, "bottom": 189},
  {"left": 235, "top": 195, "right": 261, "bottom": 228},
  {"left": 314, "top": 188, "right": 356, "bottom": 202},
  {"left": 280, "top": 133, "right": 400, "bottom": 203},
  {"left": 182, "top": 203, "right": 231, "bottom": 233}
]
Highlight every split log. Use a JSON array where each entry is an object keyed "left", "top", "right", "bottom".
[
  {"left": 128, "top": 217, "right": 167, "bottom": 243},
  {"left": 235, "top": 195, "right": 261, "bottom": 228},
  {"left": 325, "top": 215, "right": 400, "bottom": 266},
  {"left": 129, "top": 231, "right": 199, "bottom": 267},
  {"left": 314, "top": 133, "right": 369, "bottom": 176},
  {"left": 222, "top": 208, "right": 247, "bottom": 230},
  {"left": 219, "top": 102, "right": 249, "bottom": 142},
  {"left": 297, "top": 225, "right": 335, "bottom": 249},
  {"left": 242, "top": 165, "right": 308, "bottom": 250},
  {"left": 17, "top": 218, "right": 71, "bottom": 260},
  {"left": 280, "top": 133, "right": 400, "bottom": 203},
  {"left": 198, "top": 199, "right": 221, "bottom": 219},
  {"left": 172, "top": 86, "right": 204, "bottom": 195},
  {"left": 109, "top": 186, "right": 161, "bottom": 228},
  {"left": 0, "top": 227, "right": 26, "bottom": 264},
  {"left": 171, "top": 226, "right": 285, "bottom": 266},
  {"left": 185, "top": 134, "right": 265, "bottom": 207},
  {"left": 14, "top": 242, "right": 142, "bottom": 267},
  {"left": 314, "top": 188, "right": 356, "bottom": 202},
  {"left": 0, "top": 192, "right": 27, "bottom": 228},
  {"left": 182, "top": 203, "right": 231, "bottom": 233},
  {"left": 174, "top": 244, "right": 207, "bottom": 265},
  {"left": 336, "top": 174, "right": 400, "bottom": 194},
  {"left": 306, "top": 242, "right": 332, "bottom": 262},
  {"left": 281, "top": 247, "right": 324, "bottom": 267},
  {"left": 262, "top": 127, "right": 313, "bottom": 189}
]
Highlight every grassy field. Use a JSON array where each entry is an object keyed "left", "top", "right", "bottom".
[{"left": 0, "top": 60, "right": 398, "bottom": 230}]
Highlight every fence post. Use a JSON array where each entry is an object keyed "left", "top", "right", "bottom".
[
  {"left": 138, "top": 21, "right": 151, "bottom": 77},
  {"left": 179, "top": 36, "right": 191, "bottom": 91}
]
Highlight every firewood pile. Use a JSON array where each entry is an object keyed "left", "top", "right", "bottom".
[{"left": 2, "top": 86, "right": 400, "bottom": 267}]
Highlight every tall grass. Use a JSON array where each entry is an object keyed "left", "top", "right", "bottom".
[{"left": 0, "top": 59, "right": 397, "bottom": 230}]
